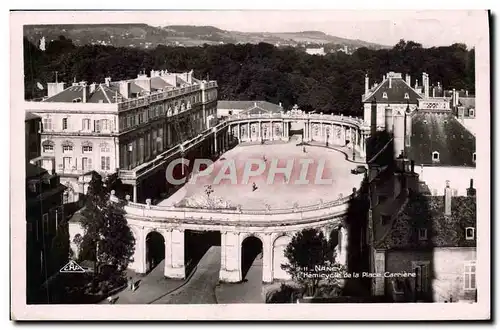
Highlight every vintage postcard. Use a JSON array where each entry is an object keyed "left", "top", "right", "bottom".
[{"left": 10, "top": 10, "right": 491, "bottom": 320}]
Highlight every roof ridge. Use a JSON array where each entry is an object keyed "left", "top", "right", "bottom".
[{"left": 100, "top": 84, "right": 112, "bottom": 103}]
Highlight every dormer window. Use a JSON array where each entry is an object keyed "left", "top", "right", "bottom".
[
  {"left": 418, "top": 228, "right": 428, "bottom": 241},
  {"left": 469, "top": 109, "right": 475, "bottom": 117},
  {"left": 432, "top": 151, "right": 440, "bottom": 162},
  {"left": 423, "top": 120, "right": 428, "bottom": 124},
  {"left": 72, "top": 97, "right": 82, "bottom": 103},
  {"left": 382, "top": 92, "right": 388, "bottom": 99},
  {"left": 404, "top": 93, "right": 409, "bottom": 99},
  {"left": 473, "top": 152, "right": 476, "bottom": 163},
  {"left": 465, "top": 227, "right": 475, "bottom": 240}
]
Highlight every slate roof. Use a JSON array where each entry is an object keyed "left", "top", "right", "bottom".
[
  {"left": 375, "top": 192, "right": 476, "bottom": 249},
  {"left": 363, "top": 77, "right": 422, "bottom": 104},
  {"left": 458, "top": 97, "right": 475, "bottom": 109},
  {"left": 218, "top": 100, "right": 283, "bottom": 113},
  {"left": 25, "top": 112, "right": 41, "bottom": 121},
  {"left": 407, "top": 112, "right": 476, "bottom": 167},
  {"left": 26, "top": 162, "right": 47, "bottom": 179},
  {"left": 43, "top": 84, "right": 125, "bottom": 103},
  {"left": 151, "top": 76, "right": 173, "bottom": 91}
]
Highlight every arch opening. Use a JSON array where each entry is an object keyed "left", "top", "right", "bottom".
[
  {"left": 272, "top": 235, "right": 291, "bottom": 280},
  {"left": 145, "top": 231, "right": 165, "bottom": 273},
  {"left": 241, "top": 236, "right": 263, "bottom": 281},
  {"left": 184, "top": 230, "right": 221, "bottom": 277}
]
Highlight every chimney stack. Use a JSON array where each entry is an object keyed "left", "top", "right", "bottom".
[
  {"left": 425, "top": 73, "right": 430, "bottom": 98},
  {"left": 364, "top": 74, "right": 369, "bottom": 95},
  {"left": 452, "top": 88, "right": 456, "bottom": 107},
  {"left": 467, "top": 178, "right": 476, "bottom": 197},
  {"left": 406, "top": 74, "right": 411, "bottom": 86},
  {"left": 90, "top": 82, "right": 96, "bottom": 94},
  {"left": 415, "top": 79, "right": 418, "bottom": 90},
  {"left": 385, "top": 107, "right": 393, "bottom": 133},
  {"left": 393, "top": 109, "right": 405, "bottom": 158},
  {"left": 466, "top": 90, "right": 469, "bottom": 97},
  {"left": 444, "top": 180, "right": 452, "bottom": 216},
  {"left": 389, "top": 75, "right": 392, "bottom": 89},
  {"left": 370, "top": 99, "right": 377, "bottom": 136},
  {"left": 410, "top": 160, "right": 415, "bottom": 173},
  {"left": 105, "top": 77, "right": 111, "bottom": 87}
]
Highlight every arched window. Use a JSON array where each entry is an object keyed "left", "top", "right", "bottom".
[
  {"left": 432, "top": 151, "right": 440, "bottom": 162},
  {"left": 81, "top": 141, "right": 93, "bottom": 153},
  {"left": 42, "top": 140, "right": 54, "bottom": 153},
  {"left": 404, "top": 92, "right": 409, "bottom": 99},
  {"left": 62, "top": 140, "right": 74, "bottom": 153}
]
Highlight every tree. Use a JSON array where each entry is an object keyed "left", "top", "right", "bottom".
[
  {"left": 282, "top": 228, "right": 345, "bottom": 297},
  {"left": 80, "top": 172, "right": 135, "bottom": 280}
]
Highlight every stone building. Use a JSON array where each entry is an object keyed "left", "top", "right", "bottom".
[
  {"left": 26, "top": 70, "right": 218, "bottom": 203},
  {"left": 217, "top": 100, "right": 284, "bottom": 119},
  {"left": 26, "top": 162, "right": 67, "bottom": 303},
  {"left": 25, "top": 112, "right": 41, "bottom": 162},
  {"left": 365, "top": 97, "right": 477, "bottom": 303}
]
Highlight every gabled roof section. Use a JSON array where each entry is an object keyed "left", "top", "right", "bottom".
[
  {"left": 86, "top": 85, "right": 117, "bottom": 103},
  {"left": 375, "top": 193, "right": 476, "bottom": 249},
  {"left": 363, "top": 77, "right": 422, "bottom": 104},
  {"left": 151, "top": 76, "right": 173, "bottom": 91},
  {"left": 408, "top": 112, "right": 476, "bottom": 167},
  {"left": 218, "top": 100, "right": 283, "bottom": 113},
  {"left": 25, "top": 112, "right": 41, "bottom": 121},
  {"left": 43, "top": 85, "right": 86, "bottom": 103}
]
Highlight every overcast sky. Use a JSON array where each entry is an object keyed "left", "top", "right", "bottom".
[
  {"left": 18, "top": 10, "right": 485, "bottom": 48},
  {"left": 135, "top": 10, "right": 482, "bottom": 48}
]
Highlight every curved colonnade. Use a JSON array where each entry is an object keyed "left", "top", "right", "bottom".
[{"left": 119, "top": 111, "right": 369, "bottom": 283}]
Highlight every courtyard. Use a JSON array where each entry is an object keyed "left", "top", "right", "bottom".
[{"left": 159, "top": 142, "right": 364, "bottom": 210}]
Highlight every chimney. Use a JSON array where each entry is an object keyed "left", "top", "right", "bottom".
[
  {"left": 393, "top": 109, "right": 405, "bottom": 158},
  {"left": 406, "top": 74, "right": 411, "bottom": 86},
  {"left": 279, "top": 102, "right": 282, "bottom": 108},
  {"left": 432, "top": 86, "right": 436, "bottom": 98},
  {"left": 364, "top": 74, "right": 369, "bottom": 95},
  {"left": 82, "top": 83, "right": 87, "bottom": 103},
  {"left": 424, "top": 73, "right": 430, "bottom": 98},
  {"left": 466, "top": 90, "right": 469, "bottom": 97},
  {"left": 370, "top": 99, "right": 377, "bottom": 136},
  {"left": 389, "top": 76, "right": 392, "bottom": 89},
  {"left": 383, "top": 74, "right": 386, "bottom": 81},
  {"left": 467, "top": 178, "right": 476, "bottom": 197},
  {"left": 119, "top": 81, "right": 130, "bottom": 99},
  {"left": 385, "top": 107, "right": 393, "bottom": 133},
  {"left": 47, "top": 82, "right": 66, "bottom": 97},
  {"left": 415, "top": 79, "right": 418, "bottom": 90},
  {"left": 444, "top": 180, "right": 452, "bottom": 216},
  {"left": 90, "top": 83, "right": 97, "bottom": 93},
  {"left": 452, "top": 88, "right": 456, "bottom": 107},
  {"left": 105, "top": 77, "right": 111, "bottom": 87},
  {"left": 410, "top": 160, "right": 415, "bottom": 173}
]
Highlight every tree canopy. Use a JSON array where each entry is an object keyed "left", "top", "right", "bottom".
[
  {"left": 24, "top": 37, "right": 475, "bottom": 116},
  {"left": 79, "top": 172, "right": 135, "bottom": 277}
]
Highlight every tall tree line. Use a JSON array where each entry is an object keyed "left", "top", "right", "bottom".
[{"left": 24, "top": 36, "right": 475, "bottom": 116}]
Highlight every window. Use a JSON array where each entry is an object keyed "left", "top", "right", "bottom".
[
  {"left": 94, "top": 120, "right": 101, "bottom": 132},
  {"left": 82, "top": 145, "right": 93, "bottom": 153},
  {"left": 432, "top": 151, "right": 440, "bottom": 161},
  {"left": 63, "top": 157, "right": 72, "bottom": 169},
  {"left": 62, "top": 145, "right": 73, "bottom": 153},
  {"left": 62, "top": 118, "right": 68, "bottom": 130},
  {"left": 43, "top": 144, "right": 54, "bottom": 152},
  {"left": 101, "top": 119, "right": 109, "bottom": 131},
  {"left": 82, "top": 157, "right": 92, "bottom": 171},
  {"left": 100, "top": 143, "right": 110, "bottom": 153},
  {"left": 464, "top": 261, "right": 476, "bottom": 290},
  {"left": 418, "top": 228, "right": 428, "bottom": 240},
  {"left": 473, "top": 152, "right": 476, "bottom": 163},
  {"left": 101, "top": 156, "right": 111, "bottom": 171},
  {"left": 465, "top": 227, "right": 475, "bottom": 240},
  {"left": 28, "top": 181, "right": 37, "bottom": 193},
  {"left": 382, "top": 92, "right": 388, "bottom": 99},
  {"left": 469, "top": 109, "right": 475, "bottom": 117},
  {"left": 43, "top": 118, "right": 52, "bottom": 131},
  {"left": 82, "top": 118, "right": 91, "bottom": 131},
  {"left": 404, "top": 93, "right": 409, "bottom": 99},
  {"left": 42, "top": 213, "right": 49, "bottom": 233}
]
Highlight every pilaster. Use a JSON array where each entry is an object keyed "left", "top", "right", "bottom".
[
  {"left": 219, "top": 231, "right": 242, "bottom": 282},
  {"left": 164, "top": 228, "right": 186, "bottom": 279}
]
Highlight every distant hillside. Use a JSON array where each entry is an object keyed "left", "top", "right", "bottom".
[{"left": 23, "top": 24, "right": 389, "bottom": 50}]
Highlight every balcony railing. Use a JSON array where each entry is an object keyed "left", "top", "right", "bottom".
[{"left": 225, "top": 112, "right": 366, "bottom": 126}]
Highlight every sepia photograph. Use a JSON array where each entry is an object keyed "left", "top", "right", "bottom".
[{"left": 10, "top": 9, "right": 491, "bottom": 320}]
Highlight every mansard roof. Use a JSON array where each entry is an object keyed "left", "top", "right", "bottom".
[
  {"left": 363, "top": 77, "right": 422, "bottom": 104},
  {"left": 218, "top": 100, "right": 283, "bottom": 113}
]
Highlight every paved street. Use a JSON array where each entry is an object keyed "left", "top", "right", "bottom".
[{"left": 152, "top": 246, "right": 221, "bottom": 304}]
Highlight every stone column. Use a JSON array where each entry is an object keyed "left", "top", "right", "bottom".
[
  {"left": 237, "top": 123, "right": 241, "bottom": 142},
  {"left": 164, "top": 228, "right": 186, "bottom": 279},
  {"left": 309, "top": 122, "right": 313, "bottom": 141},
  {"left": 214, "top": 130, "right": 218, "bottom": 154},
  {"left": 373, "top": 250, "right": 386, "bottom": 296},
  {"left": 270, "top": 121, "right": 273, "bottom": 140},
  {"left": 219, "top": 232, "right": 242, "bottom": 282},
  {"left": 132, "top": 184, "right": 138, "bottom": 203},
  {"left": 258, "top": 121, "right": 261, "bottom": 140},
  {"left": 320, "top": 122, "right": 324, "bottom": 142},
  {"left": 247, "top": 122, "right": 250, "bottom": 142},
  {"left": 262, "top": 233, "right": 273, "bottom": 283},
  {"left": 129, "top": 226, "right": 146, "bottom": 273}
]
